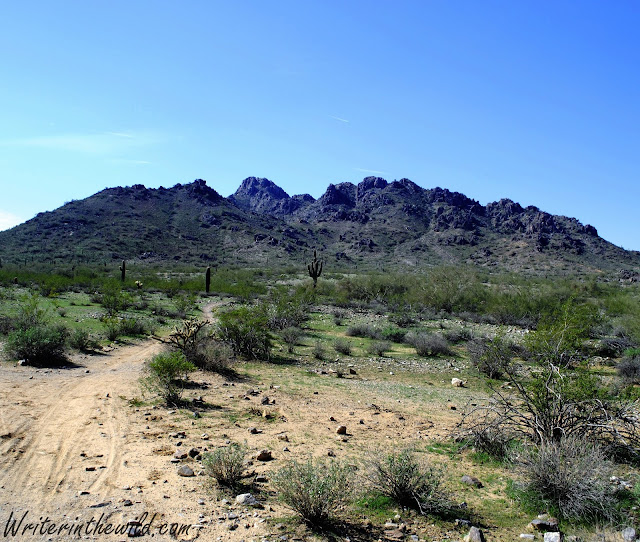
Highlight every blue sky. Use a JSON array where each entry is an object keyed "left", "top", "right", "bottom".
[{"left": 1, "top": 1, "right": 638, "bottom": 249}]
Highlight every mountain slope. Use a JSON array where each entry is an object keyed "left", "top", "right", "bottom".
[{"left": 1, "top": 177, "right": 637, "bottom": 274}]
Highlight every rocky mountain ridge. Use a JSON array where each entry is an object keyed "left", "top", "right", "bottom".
[{"left": 0, "top": 176, "right": 637, "bottom": 274}]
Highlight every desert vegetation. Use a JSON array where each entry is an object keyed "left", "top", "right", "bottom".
[{"left": 1, "top": 262, "right": 640, "bottom": 540}]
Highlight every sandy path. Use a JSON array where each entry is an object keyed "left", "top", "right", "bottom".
[{"left": 0, "top": 341, "right": 168, "bottom": 538}]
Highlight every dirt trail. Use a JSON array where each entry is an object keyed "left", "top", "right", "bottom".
[{"left": 0, "top": 341, "right": 165, "bottom": 535}]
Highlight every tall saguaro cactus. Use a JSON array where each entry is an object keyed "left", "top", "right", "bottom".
[
  {"left": 205, "top": 266, "right": 211, "bottom": 293},
  {"left": 120, "top": 260, "right": 126, "bottom": 282},
  {"left": 307, "top": 250, "right": 323, "bottom": 288}
]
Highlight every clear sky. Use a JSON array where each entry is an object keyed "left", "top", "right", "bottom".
[{"left": 1, "top": 1, "right": 638, "bottom": 250}]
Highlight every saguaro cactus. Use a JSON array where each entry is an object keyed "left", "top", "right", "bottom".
[
  {"left": 205, "top": 266, "right": 211, "bottom": 293},
  {"left": 307, "top": 250, "right": 323, "bottom": 288},
  {"left": 120, "top": 260, "right": 126, "bottom": 282}
]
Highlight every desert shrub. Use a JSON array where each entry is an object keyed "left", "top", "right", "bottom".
[
  {"left": 102, "top": 316, "right": 121, "bottom": 341},
  {"left": 457, "top": 409, "right": 517, "bottom": 460},
  {"left": 513, "top": 436, "right": 619, "bottom": 522},
  {"left": 0, "top": 315, "right": 15, "bottom": 335},
  {"left": 312, "top": 341, "right": 326, "bottom": 360},
  {"left": 168, "top": 319, "right": 210, "bottom": 363},
  {"left": 457, "top": 361, "right": 640, "bottom": 459},
  {"left": 365, "top": 448, "right": 455, "bottom": 517},
  {"left": 202, "top": 442, "right": 247, "bottom": 487},
  {"left": 334, "top": 337, "right": 353, "bottom": 356},
  {"left": 346, "top": 323, "right": 379, "bottom": 339},
  {"left": 467, "top": 334, "right": 513, "bottom": 379},
  {"left": 118, "top": 317, "right": 148, "bottom": 336},
  {"left": 217, "top": 305, "right": 272, "bottom": 360},
  {"left": 381, "top": 326, "right": 407, "bottom": 343},
  {"left": 140, "top": 351, "right": 195, "bottom": 405},
  {"left": 98, "top": 283, "right": 131, "bottom": 316},
  {"left": 173, "top": 293, "right": 196, "bottom": 318},
  {"left": 68, "top": 328, "right": 98, "bottom": 351},
  {"left": 390, "top": 312, "right": 416, "bottom": 328},
  {"left": 194, "top": 339, "right": 232, "bottom": 373},
  {"left": 56, "top": 306, "right": 67, "bottom": 317},
  {"left": 618, "top": 355, "right": 640, "bottom": 384},
  {"left": 4, "top": 324, "right": 68, "bottom": 365},
  {"left": 332, "top": 309, "right": 348, "bottom": 326},
  {"left": 367, "top": 341, "right": 391, "bottom": 357},
  {"left": 280, "top": 327, "right": 303, "bottom": 353},
  {"left": 406, "top": 331, "right": 450, "bottom": 357},
  {"left": 265, "top": 288, "right": 311, "bottom": 330},
  {"left": 272, "top": 458, "right": 352, "bottom": 527},
  {"left": 524, "top": 299, "right": 599, "bottom": 367},
  {"left": 443, "top": 326, "right": 473, "bottom": 344}
]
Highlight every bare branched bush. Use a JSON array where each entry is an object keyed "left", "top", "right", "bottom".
[
  {"left": 280, "top": 327, "right": 303, "bottom": 353},
  {"left": 406, "top": 331, "right": 451, "bottom": 357},
  {"left": 202, "top": 442, "right": 247, "bottom": 487},
  {"left": 367, "top": 340, "right": 391, "bottom": 357},
  {"left": 272, "top": 458, "right": 352, "bottom": 527},
  {"left": 312, "top": 341, "right": 326, "bottom": 360},
  {"left": 618, "top": 355, "right": 640, "bottom": 385},
  {"left": 457, "top": 361, "right": 640, "bottom": 460},
  {"left": 334, "top": 337, "right": 353, "bottom": 356},
  {"left": 513, "top": 436, "right": 619, "bottom": 522},
  {"left": 168, "top": 318, "right": 209, "bottom": 361}
]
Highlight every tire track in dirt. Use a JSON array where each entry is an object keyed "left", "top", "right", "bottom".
[{"left": 0, "top": 340, "right": 163, "bottom": 513}]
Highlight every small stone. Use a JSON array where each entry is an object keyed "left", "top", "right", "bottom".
[
  {"left": 623, "top": 527, "right": 637, "bottom": 542},
  {"left": 277, "top": 433, "right": 289, "bottom": 442},
  {"left": 530, "top": 518, "right": 559, "bottom": 532},
  {"left": 235, "top": 493, "right": 259, "bottom": 506},
  {"left": 451, "top": 377, "right": 465, "bottom": 387},
  {"left": 248, "top": 427, "right": 260, "bottom": 434},
  {"left": 177, "top": 465, "right": 195, "bottom": 477},
  {"left": 174, "top": 451, "right": 188, "bottom": 459},
  {"left": 123, "top": 499, "right": 133, "bottom": 506},
  {"left": 544, "top": 533, "right": 563, "bottom": 542},
  {"left": 464, "top": 526, "right": 485, "bottom": 542},
  {"left": 349, "top": 368, "right": 357, "bottom": 375},
  {"left": 201, "top": 433, "right": 209, "bottom": 440},
  {"left": 461, "top": 474, "right": 483, "bottom": 488},
  {"left": 327, "top": 449, "right": 336, "bottom": 457},
  {"left": 261, "top": 396, "right": 270, "bottom": 405},
  {"left": 256, "top": 450, "right": 273, "bottom": 461},
  {"left": 520, "top": 535, "right": 535, "bottom": 540},
  {"left": 336, "top": 425, "right": 347, "bottom": 435},
  {"left": 198, "top": 499, "right": 205, "bottom": 505}
]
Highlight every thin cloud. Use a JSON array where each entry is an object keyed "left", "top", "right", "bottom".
[
  {"left": 111, "top": 158, "right": 152, "bottom": 165},
  {"left": 0, "top": 210, "right": 25, "bottom": 231},
  {"left": 353, "top": 168, "right": 386, "bottom": 175},
  {"left": 0, "top": 131, "right": 162, "bottom": 154},
  {"left": 330, "top": 115, "right": 350, "bottom": 123}
]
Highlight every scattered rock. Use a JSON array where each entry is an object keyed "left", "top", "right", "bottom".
[
  {"left": 519, "top": 535, "right": 535, "bottom": 540},
  {"left": 188, "top": 447, "right": 200, "bottom": 458},
  {"left": 235, "top": 493, "right": 259, "bottom": 506},
  {"left": 177, "top": 465, "right": 195, "bottom": 477},
  {"left": 256, "top": 450, "right": 273, "bottom": 461},
  {"left": 451, "top": 377, "right": 465, "bottom": 387},
  {"left": 174, "top": 451, "right": 188, "bottom": 459},
  {"left": 261, "top": 396, "right": 270, "bottom": 405},
  {"left": 464, "top": 526, "right": 485, "bottom": 542},
  {"left": 336, "top": 425, "right": 347, "bottom": 435},
  {"left": 248, "top": 427, "right": 260, "bottom": 434},
  {"left": 623, "top": 527, "right": 637, "bottom": 542},
  {"left": 349, "top": 368, "right": 357, "bottom": 375},
  {"left": 461, "top": 474, "right": 483, "bottom": 488},
  {"left": 277, "top": 433, "right": 289, "bottom": 442},
  {"left": 530, "top": 518, "right": 559, "bottom": 532},
  {"left": 544, "top": 533, "right": 563, "bottom": 542}
]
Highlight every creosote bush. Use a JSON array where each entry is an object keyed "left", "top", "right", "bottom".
[
  {"left": 202, "top": 442, "right": 247, "bottom": 487},
  {"left": 280, "top": 327, "right": 303, "bottom": 353},
  {"left": 272, "top": 458, "right": 352, "bottom": 527},
  {"left": 217, "top": 305, "right": 272, "bottom": 360},
  {"left": 140, "top": 351, "right": 195, "bottom": 406},
  {"left": 367, "top": 340, "right": 391, "bottom": 357},
  {"left": 365, "top": 448, "right": 455, "bottom": 517},
  {"left": 467, "top": 333, "right": 513, "bottom": 379}
]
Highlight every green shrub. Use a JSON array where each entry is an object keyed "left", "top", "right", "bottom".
[
  {"left": 5, "top": 324, "right": 68, "bottom": 365},
  {"left": 217, "top": 305, "right": 272, "bottom": 360},
  {"left": 312, "top": 341, "right": 326, "bottom": 360},
  {"left": 618, "top": 354, "right": 640, "bottom": 384},
  {"left": 467, "top": 334, "right": 513, "bottom": 379},
  {"left": 68, "top": 328, "right": 98, "bottom": 351},
  {"left": 272, "top": 458, "right": 352, "bottom": 526},
  {"left": 140, "top": 351, "right": 195, "bottom": 405},
  {"left": 365, "top": 448, "right": 455, "bottom": 517},
  {"left": 279, "top": 327, "right": 303, "bottom": 353},
  {"left": 513, "top": 436, "right": 619, "bottom": 522},
  {"left": 380, "top": 326, "right": 407, "bottom": 343},
  {"left": 202, "top": 442, "right": 247, "bottom": 487},
  {"left": 334, "top": 337, "right": 353, "bottom": 356}
]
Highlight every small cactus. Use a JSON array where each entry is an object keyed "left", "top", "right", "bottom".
[
  {"left": 205, "top": 266, "right": 211, "bottom": 293},
  {"left": 119, "top": 260, "right": 126, "bottom": 282},
  {"left": 307, "top": 250, "right": 323, "bottom": 288}
]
